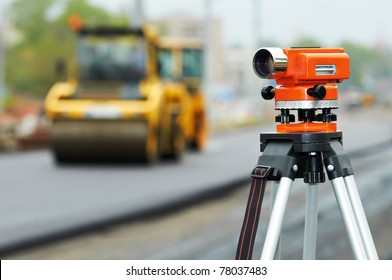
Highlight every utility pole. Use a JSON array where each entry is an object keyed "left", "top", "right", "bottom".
[
  {"left": 132, "top": 0, "right": 144, "bottom": 28},
  {"left": 0, "top": 0, "right": 7, "bottom": 111},
  {"left": 252, "top": 0, "right": 264, "bottom": 103},
  {"left": 253, "top": 0, "right": 261, "bottom": 48},
  {"left": 203, "top": 0, "right": 212, "bottom": 97}
]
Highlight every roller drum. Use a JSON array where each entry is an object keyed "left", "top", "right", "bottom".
[{"left": 51, "top": 119, "right": 152, "bottom": 162}]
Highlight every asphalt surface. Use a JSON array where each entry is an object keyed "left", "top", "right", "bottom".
[
  {"left": 4, "top": 143, "right": 392, "bottom": 260},
  {"left": 0, "top": 123, "right": 263, "bottom": 254},
  {"left": 1, "top": 106, "right": 392, "bottom": 257}
]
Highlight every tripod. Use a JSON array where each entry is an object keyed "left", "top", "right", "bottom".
[{"left": 236, "top": 131, "right": 379, "bottom": 260}]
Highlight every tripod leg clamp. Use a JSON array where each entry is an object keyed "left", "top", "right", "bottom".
[{"left": 323, "top": 140, "right": 354, "bottom": 179}]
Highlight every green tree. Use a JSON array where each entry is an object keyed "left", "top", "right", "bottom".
[
  {"left": 6, "top": 0, "right": 129, "bottom": 96},
  {"left": 6, "top": 0, "right": 55, "bottom": 94}
]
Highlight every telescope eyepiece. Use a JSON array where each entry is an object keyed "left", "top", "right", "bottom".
[{"left": 253, "top": 48, "right": 288, "bottom": 78}]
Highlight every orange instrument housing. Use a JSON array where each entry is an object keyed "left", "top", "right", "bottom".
[
  {"left": 271, "top": 48, "right": 350, "bottom": 84},
  {"left": 253, "top": 47, "right": 350, "bottom": 133}
]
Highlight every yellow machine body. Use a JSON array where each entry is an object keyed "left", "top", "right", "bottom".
[{"left": 45, "top": 26, "right": 207, "bottom": 163}]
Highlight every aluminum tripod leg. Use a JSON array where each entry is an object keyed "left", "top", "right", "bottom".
[
  {"left": 344, "top": 175, "right": 379, "bottom": 259},
  {"left": 271, "top": 181, "right": 281, "bottom": 259},
  {"left": 331, "top": 177, "right": 368, "bottom": 259},
  {"left": 303, "top": 183, "right": 319, "bottom": 259},
  {"left": 261, "top": 177, "right": 293, "bottom": 260}
]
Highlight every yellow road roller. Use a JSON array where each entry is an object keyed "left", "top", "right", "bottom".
[{"left": 44, "top": 26, "right": 208, "bottom": 163}]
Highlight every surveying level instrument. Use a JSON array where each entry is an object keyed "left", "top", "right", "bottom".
[{"left": 236, "top": 47, "right": 379, "bottom": 260}]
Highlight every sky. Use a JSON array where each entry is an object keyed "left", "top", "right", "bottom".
[
  {"left": 0, "top": 0, "right": 391, "bottom": 49},
  {"left": 87, "top": 0, "right": 392, "bottom": 49}
]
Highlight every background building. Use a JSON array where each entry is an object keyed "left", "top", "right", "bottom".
[{"left": 153, "top": 16, "right": 267, "bottom": 128}]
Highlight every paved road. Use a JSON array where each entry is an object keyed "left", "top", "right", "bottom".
[
  {"left": 5, "top": 141, "right": 392, "bottom": 260},
  {"left": 1, "top": 106, "right": 392, "bottom": 256},
  {"left": 0, "top": 126, "right": 264, "bottom": 253}
]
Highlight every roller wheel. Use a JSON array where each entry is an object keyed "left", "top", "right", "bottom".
[
  {"left": 145, "top": 128, "right": 160, "bottom": 165},
  {"left": 167, "top": 115, "right": 185, "bottom": 160},
  {"left": 191, "top": 113, "right": 208, "bottom": 151},
  {"left": 172, "top": 123, "right": 185, "bottom": 160}
]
